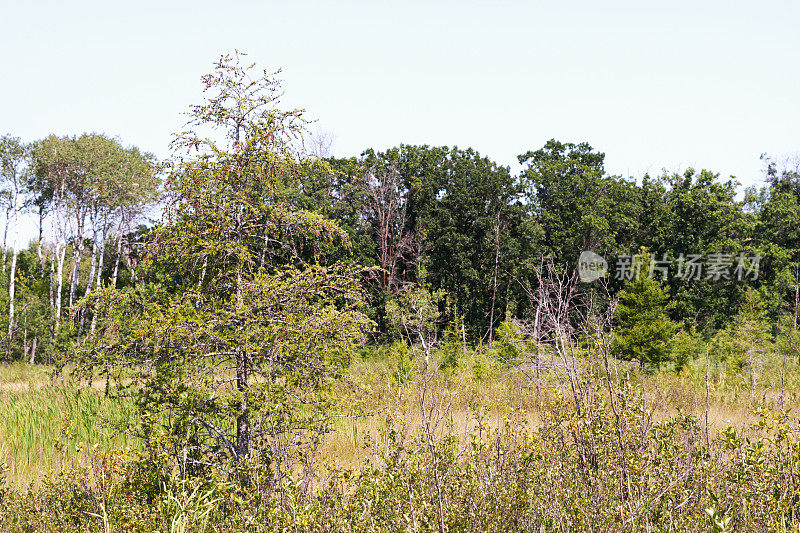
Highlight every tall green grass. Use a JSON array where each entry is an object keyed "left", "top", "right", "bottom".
[
  {"left": 0, "top": 361, "right": 51, "bottom": 384},
  {"left": 0, "top": 384, "right": 138, "bottom": 486}
]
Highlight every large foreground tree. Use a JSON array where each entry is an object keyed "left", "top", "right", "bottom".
[{"left": 78, "top": 52, "right": 370, "bottom": 487}]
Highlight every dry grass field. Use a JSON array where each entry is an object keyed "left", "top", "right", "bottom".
[{"left": 2, "top": 344, "right": 799, "bottom": 531}]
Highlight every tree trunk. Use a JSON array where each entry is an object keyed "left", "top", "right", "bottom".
[
  {"left": 22, "top": 321, "right": 28, "bottom": 363},
  {"left": 68, "top": 209, "right": 86, "bottom": 310},
  {"left": 232, "top": 206, "right": 251, "bottom": 484},
  {"left": 78, "top": 233, "right": 99, "bottom": 338},
  {"left": 89, "top": 236, "right": 107, "bottom": 336},
  {"left": 51, "top": 185, "right": 67, "bottom": 336},
  {"left": 37, "top": 204, "right": 45, "bottom": 272},
  {"left": 234, "top": 260, "right": 250, "bottom": 484},
  {"left": 7, "top": 249, "right": 18, "bottom": 357},
  {"left": 84, "top": 234, "right": 98, "bottom": 300},
  {"left": 111, "top": 230, "right": 123, "bottom": 288},
  {"left": 68, "top": 238, "right": 84, "bottom": 310},
  {"left": 1, "top": 206, "right": 10, "bottom": 273},
  {"left": 7, "top": 205, "right": 19, "bottom": 357},
  {"left": 122, "top": 243, "right": 137, "bottom": 282},
  {"left": 54, "top": 243, "right": 67, "bottom": 336},
  {"left": 235, "top": 349, "right": 249, "bottom": 466},
  {"left": 49, "top": 244, "right": 55, "bottom": 309},
  {"left": 29, "top": 337, "right": 37, "bottom": 365}
]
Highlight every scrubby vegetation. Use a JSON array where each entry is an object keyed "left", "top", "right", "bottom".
[{"left": 2, "top": 343, "right": 800, "bottom": 532}]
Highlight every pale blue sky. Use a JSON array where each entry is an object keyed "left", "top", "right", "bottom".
[{"left": 2, "top": 1, "right": 799, "bottom": 244}]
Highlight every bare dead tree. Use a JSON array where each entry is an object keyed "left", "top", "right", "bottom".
[
  {"left": 487, "top": 210, "right": 502, "bottom": 347},
  {"left": 521, "top": 258, "right": 587, "bottom": 413},
  {"left": 307, "top": 129, "right": 335, "bottom": 159},
  {"left": 364, "top": 164, "right": 415, "bottom": 297}
]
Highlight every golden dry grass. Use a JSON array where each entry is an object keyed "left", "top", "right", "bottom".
[{"left": 2, "top": 347, "right": 799, "bottom": 487}]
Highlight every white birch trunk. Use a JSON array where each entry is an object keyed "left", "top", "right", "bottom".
[
  {"left": 111, "top": 229, "right": 123, "bottom": 289},
  {"left": 89, "top": 231, "right": 107, "bottom": 336},
  {"left": 28, "top": 337, "right": 37, "bottom": 365},
  {"left": 7, "top": 194, "right": 20, "bottom": 349},
  {"left": 1, "top": 206, "right": 9, "bottom": 273},
  {"left": 7, "top": 249, "right": 18, "bottom": 347},
  {"left": 54, "top": 242, "right": 66, "bottom": 336},
  {"left": 77, "top": 229, "right": 98, "bottom": 338},
  {"left": 49, "top": 243, "right": 55, "bottom": 309},
  {"left": 37, "top": 204, "right": 44, "bottom": 270},
  {"left": 68, "top": 238, "right": 83, "bottom": 309}
]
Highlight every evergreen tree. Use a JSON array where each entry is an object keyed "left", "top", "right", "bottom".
[{"left": 613, "top": 252, "right": 680, "bottom": 370}]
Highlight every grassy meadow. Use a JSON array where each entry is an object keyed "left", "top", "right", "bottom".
[{"left": 2, "top": 342, "right": 800, "bottom": 531}]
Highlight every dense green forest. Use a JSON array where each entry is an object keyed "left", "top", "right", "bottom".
[
  {"left": 2, "top": 53, "right": 800, "bottom": 532},
  {"left": 2, "top": 84, "right": 799, "bottom": 364}
]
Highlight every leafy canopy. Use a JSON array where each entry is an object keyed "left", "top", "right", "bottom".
[{"left": 78, "top": 52, "right": 370, "bottom": 485}]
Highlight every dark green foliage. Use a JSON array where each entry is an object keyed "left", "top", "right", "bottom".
[
  {"left": 357, "top": 145, "right": 538, "bottom": 339},
  {"left": 614, "top": 255, "right": 680, "bottom": 370},
  {"left": 518, "top": 139, "right": 638, "bottom": 262}
]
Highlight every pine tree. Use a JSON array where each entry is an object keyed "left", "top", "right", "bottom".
[{"left": 614, "top": 253, "right": 679, "bottom": 370}]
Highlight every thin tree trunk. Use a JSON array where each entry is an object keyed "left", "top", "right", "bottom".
[
  {"left": 95, "top": 233, "right": 107, "bottom": 289},
  {"left": 234, "top": 221, "right": 250, "bottom": 484},
  {"left": 68, "top": 237, "right": 84, "bottom": 310},
  {"left": 7, "top": 250, "right": 18, "bottom": 357},
  {"left": 1, "top": 206, "right": 10, "bottom": 273},
  {"left": 122, "top": 243, "right": 136, "bottom": 282},
  {"left": 89, "top": 235, "right": 107, "bottom": 336},
  {"left": 6, "top": 205, "right": 19, "bottom": 357},
  {"left": 78, "top": 232, "right": 99, "bottom": 338},
  {"left": 28, "top": 337, "right": 37, "bottom": 365},
  {"left": 22, "top": 309, "right": 28, "bottom": 362},
  {"left": 51, "top": 185, "right": 67, "bottom": 336},
  {"left": 54, "top": 243, "right": 67, "bottom": 336},
  {"left": 487, "top": 212, "right": 501, "bottom": 347},
  {"left": 49, "top": 244, "right": 55, "bottom": 309},
  {"left": 111, "top": 230, "right": 123, "bottom": 288},
  {"left": 199, "top": 256, "right": 208, "bottom": 288},
  {"left": 235, "top": 347, "right": 250, "bottom": 476},
  {"left": 84, "top": 234, "right": 98, "bottom": 300},
  {"left": 37, "top": 204, "right": 45, "bottom": 272},
  {"left": 68, "top": 208, "right": 87, "bottom": 309}
]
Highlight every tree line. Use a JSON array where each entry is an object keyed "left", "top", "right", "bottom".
[
  {"left": 1, "top": 61, "right": 799, "bottom": 369},
  {"left": 299, "top": 142, "right": 798, "bottom": 344}
]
